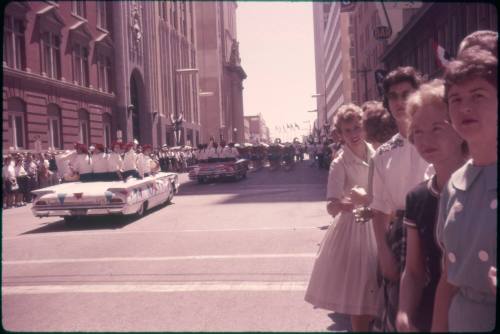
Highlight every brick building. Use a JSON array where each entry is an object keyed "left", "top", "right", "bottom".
[
  {"left": 3, "top": 1, "right": 116, "bottom": 151},
  {"left": 3, "top": 1, "right": 208, "bottom": 151},
  {"left": 244, "top": 114, "right": 269, "bottom": 144}
]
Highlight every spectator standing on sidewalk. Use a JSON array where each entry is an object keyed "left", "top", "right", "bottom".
[
  {"left": 24, "top": 153, "right": 38, "bottom": 202},
  {"left": 3, "top": 156, "right": 16, "bottom": 208},
  {"left": 14, "top": 155, "right": 28, "bottom": 206},
  {"left": 433, "top": 45, "right": 497, "bottom": 332},
  {"left": 369, "top": 67, "right": 430, "bottom": 332},
  {"left": 305, "top": 104, "right": 380, "bottom": 331},
  {"left": 395, "top": 80, "right": 468, "bottom": 331}
]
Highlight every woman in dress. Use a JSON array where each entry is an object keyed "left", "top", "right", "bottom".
[
  {"left": 305, "top": 103, "right": 380, "bottom": 331},
  {"left": 395, "top": 79, "right": 468, "bottom": 331},
  {"left": 432, "top": 45, "right": 497, "bottom": 332}
]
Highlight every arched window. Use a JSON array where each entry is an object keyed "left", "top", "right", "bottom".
[
  {"left": 7, "top": 97, "right": 26, "bottom": 149},
  {"left": 47, "top": 104, "right": 62, "bottom": 149},
  {"left": 77, "top": 109, "right": 90, "bottom": 146}
]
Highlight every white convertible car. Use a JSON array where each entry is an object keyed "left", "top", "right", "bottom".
[{"left": 31, "top": 172, "right": 179, "bottom": 222}]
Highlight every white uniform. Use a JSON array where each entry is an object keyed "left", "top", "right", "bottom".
[
  {"left": 71, "top": 154, "right": 93, "bottom": 175},
  {"left": 107, "top": 152, "right": 123, "bottom": 172},
  {"left": 136, "top": 153, "right": 147, "bottom": 177},
  {"left": 2, "top": 161, "right": 15, "bottom": 179},
  {"left": 198, "top": 149, "right": 208, "bottom": 160},
  {"left": 14, "top": 164, "right": 27, "bottom": 177},
  {"left": 221, "top": 146, "right": 234, "bottom": 158},
  {"left": 370, "top": 133, "right": 430, "bottom": 215},
  {"left": 142, "top": 155, "right": 153, "bottom": 175},
  {"left": 122, "top": 150, "right": 137, "bottom": 171},
  {"left": 206, "top": 147, "right": 218, "bottom": 159},
  {"left": 231, "top": 147, "right": 240, "bottom": 158},
  {"left": 92, "top": 153, "right": 108, "bottom": 173}
]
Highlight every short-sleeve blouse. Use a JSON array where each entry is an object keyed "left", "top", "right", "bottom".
[
  {"left": 326, "top": 143, "right": 374, "bottom": 201},
  {"left": 436, "top": 160, "right": 497, "bottom": 331}
]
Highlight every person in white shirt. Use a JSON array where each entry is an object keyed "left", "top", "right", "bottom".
[
  {"left": 307, "top": 142, "right": 317, "bottom": 166},
  {"left": 221, "top": 142, "right": 235, "bottom": 160},
  {"left": 206, "top": 142, "right": 219, "bottom": 160},
  {"left": 140, "top": 144, "right": 155, "bottom": 177},
  {"left": 122, "top": 143, "right": 139, "bottom": 180},
  {"left": 3, "top": 156, "right": 16, "bottom": 208},
  {"left": 92, "top": 144, "right": 108, "bottom": 181},
  {"left": 13, "top": 155, "right": 28, "bottom": 206},
  {"left": 229, "top": 143, "right": 240, "bottom": 159},
  {"left": 369, "top": 67, "right": 430, "bottom": 331},
  {"left": 136, "top": 145, "right": 146, "bottom": 178},
  {"left": 71, "top": 143, "right": 93, "bottom": 182},
  {"left": 107, "top": 141, "right": 123, "bottom": 181},
  {"left": 197, "top": 144, "right": 208, "bottom": 162}
]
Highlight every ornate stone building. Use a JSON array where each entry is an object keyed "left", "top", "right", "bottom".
[
  {"left": 3, "top": 1, "right": 201, "bottom": 150},
  {"left": 195, "top": 1, "right": 246, "bottom": 144},
  {"left": 109, "top": 0, "right": 200, "bottom": 147},
  {"left": 3, "top": 1, "right": 116, "bottom": 150}
]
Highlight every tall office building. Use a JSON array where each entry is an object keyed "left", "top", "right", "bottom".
[{"left": 312, "top": 2, "right": 353, "bottom": 139}]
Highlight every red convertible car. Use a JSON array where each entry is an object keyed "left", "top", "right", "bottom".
[{"left": 188, "top": 158, "right": 249, "bottom": 183}]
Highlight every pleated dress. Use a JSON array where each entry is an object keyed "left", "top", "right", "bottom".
[{"left": 305, "top": 143, "right": 381, "bottom": 316}]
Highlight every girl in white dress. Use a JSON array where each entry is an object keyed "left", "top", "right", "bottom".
[{"left": 305, "top": 103, "right": 380, "bottom": 331}]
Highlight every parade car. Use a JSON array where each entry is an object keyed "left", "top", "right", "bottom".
[
  {"left": 31, "top": 172, "right": 179, "bottom": 222},
  {"left": 188, "top": 159, "right": 249, "bottom": 183}
]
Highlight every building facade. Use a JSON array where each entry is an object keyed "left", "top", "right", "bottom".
[
  {"left": 381, "top": 3, "right": 497, "bottom": 79},
  {"left": 244, "top": 114, "right": 269, "bottom": 144},
  {"left": 195, "top": 1, "right": 246, "bottom": 144},
  {"left": 3, "top": 1, "right": 116, "bottom": 151},
  {"left": 3, "top": 1, "right": 205, "bottom": 151},
  {"left": 312, "top": 2, "right": 353, "bottom": 138}
]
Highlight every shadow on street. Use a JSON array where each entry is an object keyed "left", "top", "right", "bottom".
[
  {"left": 177, "top": 161, "right": 329, "bottom": 204},
  {"left": 326, "top": 312, "right": 352, "bottom": 332},
  {"left": 20, "top": 203, "right": 173, "bottom": 235}
]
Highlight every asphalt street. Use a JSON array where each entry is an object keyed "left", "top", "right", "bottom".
[{"left": 2, "top": 160, "right": 353, "bottom": 332}]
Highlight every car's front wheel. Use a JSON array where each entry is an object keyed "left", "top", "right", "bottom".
[
  {"left": 136, "top": 202, "right": 147, "bottom": 217},
  {"left": 166, "top": 184, "right": 175, "bottom": 204}
]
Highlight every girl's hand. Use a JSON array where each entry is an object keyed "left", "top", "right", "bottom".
[
  {"left": 488, "top": 266, "right": 497, "bottom": 296},
  {"left": 350, "top": 185, "right": 368, "bottom": 206},
  {"left": 395, "top": 312, "right": 412, "bottom": 332},
  {"left": 326, "top": 199, "right": 353, "bottom": 217}
]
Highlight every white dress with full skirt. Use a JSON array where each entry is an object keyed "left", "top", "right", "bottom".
[{"left": 304, "top": 143, "right": 381, "bottom": 316}]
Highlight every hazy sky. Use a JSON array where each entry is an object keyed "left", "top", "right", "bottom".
[{"left": 237, "top": 1, "right": 317, "bottom": 140}]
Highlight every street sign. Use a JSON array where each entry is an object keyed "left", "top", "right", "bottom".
[{"left": 373, "top": 26, "right": 392, "bottom": 40}]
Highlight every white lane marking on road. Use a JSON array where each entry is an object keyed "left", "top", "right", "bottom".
[
  {"left": 3, "top": 226, "right": 321, "bottom": 241},
  {"left": 3, "top": 253, "right": 316, "bottom": 265},
  {"left": 2, "top": 281, "right": 308, "bottom": 295}
]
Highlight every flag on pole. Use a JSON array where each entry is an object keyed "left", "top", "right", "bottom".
[{"left": 433, "top": 42, "right": 451, "bottom": 68}]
